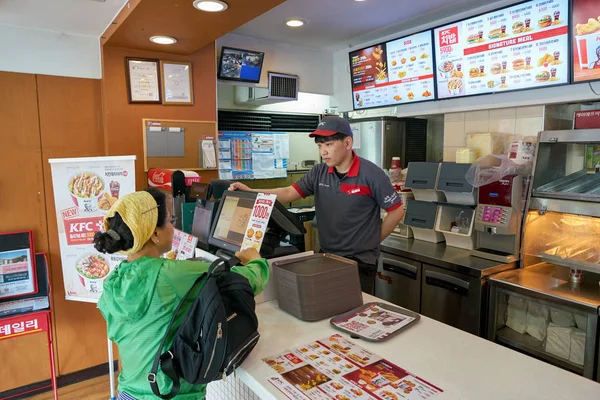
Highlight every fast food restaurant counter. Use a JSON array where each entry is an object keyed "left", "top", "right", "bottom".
[{"left": 234, "top": 293, "right": 600, "bottom": 399}]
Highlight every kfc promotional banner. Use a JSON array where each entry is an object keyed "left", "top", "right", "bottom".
[
  {"left": 572, "top": 0, "right": 600, "bottom": 82},
  {"left": 49, "top": 156, "right": 136, "bottom": 303}
]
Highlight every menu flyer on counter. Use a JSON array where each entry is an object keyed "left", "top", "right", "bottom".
[
  {"left": 572, "top": 0, "right": 600, "bottom": 82},
  {"left": 351, "top": 31, "right": 435, "bottom": 110},
  {"left": 164, "top": 229, "right": 198, "bottom": 261},
  {"left": 241, "top": 193, "right": 276, "bottom": 251},
  {"left": 332, "top": 304, "right": 416, "bottom": 341},
  {"left": 434, "top": 0, "right": 569, "bottom": 98},
  {"left": 49, "top": 156, "right": 136, "bottom": 303},
  {"left": 263, "top": 334, "right": 443, "bottom": 400}
]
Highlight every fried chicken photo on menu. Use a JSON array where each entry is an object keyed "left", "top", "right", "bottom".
[{"left": 576, "top": 17, "right": 600, "bottom": 36}]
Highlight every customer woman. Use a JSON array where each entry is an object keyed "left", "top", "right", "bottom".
[{"left": 93, "top": 188, "right": 269, "bottom": 400}]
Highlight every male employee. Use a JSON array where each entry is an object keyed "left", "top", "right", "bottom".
[{"left": 229, "top": 116, "right": 405, "bottom": 294}]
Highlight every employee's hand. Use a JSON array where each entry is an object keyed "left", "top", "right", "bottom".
[
  {"left": 229, "top": 182, "right": 251, "bottom": 192},
  {"left": 235, "top": 248, "right": 262, "bottom": 265}
]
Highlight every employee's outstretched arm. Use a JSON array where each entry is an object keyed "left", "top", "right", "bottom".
[
  {"left": 229, "top": 182, "right": 302, "bottom": 204},
  {"left": 380, "top": 207, "right": 405, "bottom": 242}
]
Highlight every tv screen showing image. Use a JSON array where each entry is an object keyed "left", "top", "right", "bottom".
[{"left": 218, "top": 46, "right": 265, "bottom": 84}]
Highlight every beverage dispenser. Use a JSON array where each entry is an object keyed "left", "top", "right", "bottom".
[{"left": 471, "top": 175, "right": 524, "bottom": 263}]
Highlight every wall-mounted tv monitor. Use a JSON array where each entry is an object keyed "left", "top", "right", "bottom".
[
  {"left": 572, "top": 0, "right": 600, "bottom": 83},
  {"left": 434, "top": 0, "right": 570, "bottom": 99},
  {"left": 349, "top": 30, "right": 436, "bottom": 110},
  {"left": 217, "top": 46, "right": 265, "bottom": 84}
]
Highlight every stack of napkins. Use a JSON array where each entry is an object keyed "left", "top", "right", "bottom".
[
  {"left": 545, "top": 323, "right": 572, "bottom": 360},
  {"left": 506, "top": 296, "right": 528, "bottom": 334},
  {"left": 569, "top": 329, "right": 586, "bottom": 366},
  {"left": 526, "top": 301, "right": 549, "bottom": 341}
]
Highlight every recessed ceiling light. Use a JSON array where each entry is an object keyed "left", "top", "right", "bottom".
[
  {"left": 193, "top": 0, "right": 228, "bottom": 12},
  {"left": 286, "top": 19, "right": 305, "bottom": 28},
  {"left": 150, "top": 36, "right": 177, "bottom": 45}
]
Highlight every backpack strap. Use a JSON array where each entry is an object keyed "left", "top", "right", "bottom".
[
  {"left": 148, "top": 265, "right": 210, "bottom": 399},
  {"left": 208, "top": 256, "right": 240, "bottom": 275}
]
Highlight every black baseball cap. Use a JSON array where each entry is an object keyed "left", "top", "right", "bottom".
[{"left": 309, "top": 116, "right": 353, "bottom": 138}]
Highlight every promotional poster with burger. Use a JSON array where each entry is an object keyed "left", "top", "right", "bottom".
[
  {"left": 435, "top": 0, "right": 569, "bottom": 99},
  {"left": 572, "top": 0, "right": 600, "bottom": 82}
]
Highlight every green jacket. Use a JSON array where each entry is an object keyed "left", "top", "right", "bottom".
[{"left": 98, "top": 256, "right": 269, "bottom": 399}]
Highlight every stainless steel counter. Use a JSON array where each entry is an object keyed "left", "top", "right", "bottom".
[
  {"left": 489, "top": 263, "right": 600, "bottom": 313},
  {"left": 380, "top": 236, "right": 517, "bottom": 279}
]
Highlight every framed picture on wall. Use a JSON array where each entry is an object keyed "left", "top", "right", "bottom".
[
  {"left": 160, "top": 61, "right": 194, "bottom": 105},
  {"left": 125, "top": 57, "right": 161, "bottom": 103}
]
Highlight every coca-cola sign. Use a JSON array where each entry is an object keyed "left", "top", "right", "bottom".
[{"left": 148, "top": 168, "right": 173, "bottom": 189}]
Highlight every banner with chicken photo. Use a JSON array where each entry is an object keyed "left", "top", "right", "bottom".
[{"left": 49, "top": 156, "right": 136, "bottom": 303}]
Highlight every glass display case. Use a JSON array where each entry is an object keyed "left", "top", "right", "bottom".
[{"left": 488, "top": 129, "right": 600, "bottom": 382}]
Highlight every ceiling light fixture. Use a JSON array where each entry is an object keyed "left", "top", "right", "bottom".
[
  {"left": 286, "top": 19, "right": 305, "bottom": 28},
  {"left": 150, "top": 36, "right": 177, "bottom": 45},
  {"left": 193, "top": 0, "right": 228, "bottom": 12}
]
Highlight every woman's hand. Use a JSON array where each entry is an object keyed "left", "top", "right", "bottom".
[
  {"left": 235, "top": 248, "right": 261, "bottom": 265},
  {"left": 229, "top": 182, "right": 250, "bottom": 191}
]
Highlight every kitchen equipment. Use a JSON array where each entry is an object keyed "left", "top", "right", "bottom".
[
  {"left": 380, "top": 236, "right": 516, "bottom": 338},
  {"left": 435, "top": 204, "right": 476, "bottom": 250},
  {"left": 438, "top": 162, "right": 477, "bottom": 205},
  {"left": 272, "top": 253, "right": 363, "bottom": 321},
  {"left": 404, "top": 200, "right": 445, "bottom": 243},
  {"left": 521, "top": 129, "right": 600, "bottom": 280},
  {"left": 404, "top": 162, "right": 446, "bottom": 202},
  {"left": 488, "top": 265, "right": 600, "bottom": 381},
  {"left": 487, "top": 129, "right": 600, "bottom": 382},
  {"left": 421, "top": 263, "right": 485, "bottom": 336},
  {"left": 375, "top": 253, "right": 421, "bottom": 312},
  {"left": 471, "top": 174, "right": 524, "bottom": 263},
  {"left": 348, "top": 117, "right": 427, "bottom": 169}
]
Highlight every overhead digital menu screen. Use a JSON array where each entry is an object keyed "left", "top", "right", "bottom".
[
  {"left": 350, "top": 31, "right": 435, "bottom": 110},
  {"left": 572, "top": 0, "right": 600, "bottom": 83},
  {"left": 434, "top": 0, "right": 569, "bottom": 99}
]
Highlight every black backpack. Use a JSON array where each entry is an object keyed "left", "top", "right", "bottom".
[{"left": 148, "top": 257, "right": 260, "bottom": 399}]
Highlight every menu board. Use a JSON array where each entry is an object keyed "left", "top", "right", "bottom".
[
  {"left": 350, "top": 31, "right": 435, "bottom": 110},
  {"left": 434, "top": 0, "right": 569, "bottom": 99},
  {"left": 572, "top": 0, "right": 600, "bottom": 82},
  {"left": 264, "top": 334, "right": 443, "bottom": 400}
]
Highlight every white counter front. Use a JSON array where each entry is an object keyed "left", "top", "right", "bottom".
[{"left": 228, "top": 294, "right": 600, "bottom": 400}]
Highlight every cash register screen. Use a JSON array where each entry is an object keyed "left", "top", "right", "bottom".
[{"left": 211, "top": 195, "right": 255, "bottom": 247}]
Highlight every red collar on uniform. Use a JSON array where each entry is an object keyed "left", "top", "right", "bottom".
[{"left": 328, "top": 151, "right": 361, "bottom": 177}]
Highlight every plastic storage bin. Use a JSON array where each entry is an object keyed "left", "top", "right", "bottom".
[
  {"left": 405, "top": 162, "right": 446, "bottom": 202},
  {"left": 435, "top": 205, "right": 476, "bottom": 250},
  {"left": 272, "top": 254, "right": 363, "bottom": 321},
  {"left": 404, "top": 200, "right": 445, "bottom": 243},
  {"left": 438, "top": 163, "right": 477, "bottom": 206}
]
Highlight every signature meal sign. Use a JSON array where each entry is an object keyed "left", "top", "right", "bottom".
[{"left": 49, "top": 156, "right": 136, "bottom": 303}]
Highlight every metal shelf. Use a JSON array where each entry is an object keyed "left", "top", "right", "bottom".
[{"left": 496, "top": 327, "right": 584, "bottom": 376}]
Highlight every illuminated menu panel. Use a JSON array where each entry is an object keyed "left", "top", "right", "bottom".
[
  {"left": 434, "top": 0, "right": 569, "bottom": 99},
  {"left": 350, "top": 31, "right": 435, "bottom": 110}
]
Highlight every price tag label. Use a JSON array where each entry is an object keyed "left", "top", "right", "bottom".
[{"left": 241, "top": 193, "right": 277, "bottom": 251}]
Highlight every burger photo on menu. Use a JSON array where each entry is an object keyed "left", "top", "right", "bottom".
[
  {"left": 512, "top": 59, "right": 525, "bottom": 71},
  {"left": 572, "top": 0, "right": 600, "bottom": 82},
  {"left": 536, "top": 70, "right": 551, "bottom": 82},
  {"left": 538, "top": 14, "right": 553, "bottom": 28},
  {"left": 491, "top": 63, "right": 502, "bottom": 75},
  {"left": 512, "top": 21, "right": 525, "bottom": 34}
]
